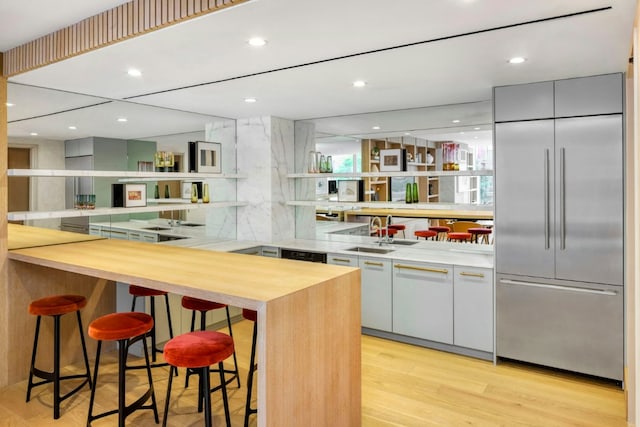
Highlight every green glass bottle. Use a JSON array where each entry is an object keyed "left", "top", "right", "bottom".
[
  {"left": 405, "top": 183, "right": 412, "bottom": 204},
  {"left": 154, "top": 184, "right": 160, "bottom": 199},
  {"left": 412, "top": 182, "right": 419, "bottom": 203},
  {"left": 164, "top": 185, "right": 170, "bottom": 199}
]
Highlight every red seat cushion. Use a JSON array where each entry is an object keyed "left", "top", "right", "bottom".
[
  {"left": 163, "top": 331, "right": 234, "bottom": 368},
  {"left": 181, "top": 296, "right": 226, "bottom": 312},
  {"left": 414, "top": 230, "right": 438, "bottom": 239},
  {"left": 468, "top": 228, "right": 492, "bottom": 235},
  {"left": 242, "top": 309, "right": 257, "bottom": 323},
  {"left": 387, "top": 224, "right": 406, "bottom": 231},
  {"left": 428, "top": 226, "right": 451, "bottom": 233},
  {"left": 28, "top": 295, "right": 87, "bottom": 316},
  {"left": 371, "top": 228, "right": 398, "bottom": 237},
  {"left": 88, "top": 312, "right": 153, "bottom": 341},
  {"left": 448, "top": 232, "right": 472, "bottom": 241},
  {"left": 129, "top": 285, "right": 167, "bottom": 297}
]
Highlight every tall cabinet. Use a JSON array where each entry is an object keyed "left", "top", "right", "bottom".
[{"left": 494, "top": 73, "right": 624, "bottom": 381}]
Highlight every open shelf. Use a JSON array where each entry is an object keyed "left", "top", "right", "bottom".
[
  {"left": 287, "top": 200, "right": 493, "bottom": 211},
  {"left": 7, "top": 169, "right": 246, "bottom": 179},
  {"left": 287, "top": 170, "right": 493, "bottom": 179}
]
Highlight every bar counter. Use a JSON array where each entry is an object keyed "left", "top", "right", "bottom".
[{"left": 4, "top": 225, "right": 361, "bottom": 426}]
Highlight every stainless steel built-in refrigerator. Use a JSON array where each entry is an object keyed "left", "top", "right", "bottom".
[{"left": 494, "top": 74, "right": 624, "bottom": 381}]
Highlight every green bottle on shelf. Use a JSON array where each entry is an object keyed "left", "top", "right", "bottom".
[
  {"left": 405, "top": 183, "right": 412, "bottom": 204},
  {"left": 412, "top": 182, "right": 419, "bottom": 203},
  {"left": 154, "top": 184, "right": 160, "bottom": 199},
  {"left": 164, "top": 185, "right": 170, "bottom": 199}
]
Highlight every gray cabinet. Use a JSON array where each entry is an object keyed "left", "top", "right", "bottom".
[
  {"left": 392, "top": 260, "right": 453, "bottom": 344},
  {"left": 453, "top": 266, "right": 493, "bottom": 352},
  {"left": 493, "top": 81, "right": 554, "bottom": 122},
  {"left": 359, "top": 256, "right": 392, "bottom": 332},
  {"left": 554, "top": 73, "right": 623, "bottom": 117}
]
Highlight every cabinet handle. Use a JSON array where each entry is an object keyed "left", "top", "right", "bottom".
[
  {"left": 544, "top": 148, "right": 550, "bottom": 250},
  {"left": 263, "top": 250, "right": 278, "bottom": 255},
  {"left": 395, "top": 264, "right": 448, "bottom": 274},
  {"left": 247, "top": 251, "right": 260, "bottom": 255},
  {"left": 559, "top": 147, "right": 566, "bottom": 250},
  {"left": 332, "top": 258, "right": 352, "bottom": 263},
  {"left": 364, "top": 261, "right": 384, "bottom": 267},
  {"left": 459, "top": 271, "right": 485, "bottom": 278}
]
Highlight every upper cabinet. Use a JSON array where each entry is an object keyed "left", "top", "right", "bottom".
[
  {"left": 554, "top": 73, "right": 623, "bottom": 117},
  {"left": 494, "top": 81, "right": 555, "bottom": 122}
]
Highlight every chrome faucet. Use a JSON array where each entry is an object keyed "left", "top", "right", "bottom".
[
  {"left": 370, "top": 216, "right": 383, "bottom": 245},
  {"left": 385, "top": 214, "right": 393, "bottom": 244}
]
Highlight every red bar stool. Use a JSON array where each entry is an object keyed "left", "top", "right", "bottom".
[
  {"left": 129, "top": 285, "right": 174, "bottom": 363},
  {"left": 162, "top": 331, "right": 234, "bottom": 427},
  {"left": 181, "top": 296, "right": 240, "bottom": 389},
  {"left": 468, "top": 227, "right": 492, "bottom": 244},
  {"left": 428, "top": 225, "right": 451, "bottom": 241},
  {"left": 387, "top": 224, "right": 406, "bottom": 238},
  {"left": 26, "top": 295, "right": 92, "bottom": 420},
  {"left": 447, "top": 232, "right": 472, "bottom": 242},
  {"left": 243, "top": 309, "right": 258, "bottom": 427},
  {"left": 86, "top": 312, "right": 159, "bottom": 426},
  {"left": 414, "top": 230, "right": 438, "bottom": 240},
  {"left": 371, "top": 228, "right": 398, "bottom": 237}
]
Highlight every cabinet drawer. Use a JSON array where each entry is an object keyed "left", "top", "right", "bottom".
[
  {"left": 359, "top": 257, "right": 392, "bottom": 332},
  {"left": 327, "top": 253, "right": 358, "bottom": 267},
  {"left": 392, "top": 261, "right": 453, "bottom": 344},
  {"left": 453, "top": 266, "right": 493, "bottom": 352}
]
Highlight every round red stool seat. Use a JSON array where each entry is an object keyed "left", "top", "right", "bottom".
[
  {"left": 182, "top": 296, "right": 226, "bottom": 312},
  {"left": 371, "top": 228, "right": 398, "bottom": 237},
  {"left": 448, "top": 232, "right": 472, "bottom": 241},
  {"left": 164, "top": 331, "right": 234, "bottom": 368},
  {"left": 468, "top": 227, "right": 492, "bottom": 243},
  {"left": 242, "top": 309, "right": 257, "bottom": 322},
  {"left": 428, "top": 226, "right": 450, "bottom": 233},
  {"left": 28, "top": 294, "right": 87, "bottom": 316},
  {"left": 387, "top": 224, "right": 405, "bottom": 231},
  {"left": 415, "top": 230, "right": 438, "bottom": 239},
  {"left": 88, "top": 312, "right": 153, "bottom": 342},
  {"left": 129, "top": 285, "right": 167, "bottom": 297}
]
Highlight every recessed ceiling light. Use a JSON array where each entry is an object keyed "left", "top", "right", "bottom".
[
  {"left": 474, "top": 136, "right": 479, "bottom": 139},
  {"left": 244, "top": 97, "right": 257, "bottom": 103},
  {"left": 452, "top": 119, "right": 460, "bottom": 123},
  {"left": 68, "top": 126, "right": 77, "bottom": 130},
  {"left": 127, "top": 68, "right": 142, "bottom": 77},
  {"left": 509, "top": 57, "right": 526, "bottom": 64},
  {"left": 6, "top": 102, "right": 14, "bottom": 107},
  {"left": 474, "top": 127, "right": 481, "bottom": 130},
  {"left": 30, "top": 132, "right": 38, "bottom": 136},
  {"left": 372, "top": 126, "right": 381, "bottom": 130},
  {"left": 460, "top": 131, "right": 465, "bottom": 134},
  {"left": 248, "top": 37, "right": 267, "bottom": 47},
  {"left": 404, "top": 132, "right": 411, "bottom": 135},
  {"left": 117, "top": 117, "right": 128, "bottom": 122},
  {"left": 353, "top": 80, "right": 366, "bottom": 88}
]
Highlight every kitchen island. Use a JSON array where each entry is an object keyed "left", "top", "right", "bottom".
[{"left": 4, "top": 225, "right": 361, "bottom": 427}]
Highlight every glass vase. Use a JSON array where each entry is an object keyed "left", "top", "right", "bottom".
[
  {"left": 202, "top": 183, "right": 210, "bottom": 203},
  {"left": 405, "top": 183, "right": 412, "bottom": 204},
  {"left": 412, "top": 182, "right": 419, "bottom": 203},
  {"left": 191, "top": 183, "right": 198, "bottom": 203}
]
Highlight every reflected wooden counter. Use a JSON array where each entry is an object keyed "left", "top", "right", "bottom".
[
  {"left": 343, "top": 207, "right": 494, "bottom": 221},
  {"left": 5, "top": 227, "right": 361, "bottom": 426}
]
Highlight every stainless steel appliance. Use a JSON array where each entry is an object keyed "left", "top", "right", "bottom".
[
  {"left": 280, "top": 249, "right": 327, "bottom": 263},
  {"left": 494, "top": 74, "right": 624, "bottom": 381}
]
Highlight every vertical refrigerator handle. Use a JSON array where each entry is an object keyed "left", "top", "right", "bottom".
[
  {"left": 559, "top": 147, "right": 566, "bottom": 250},
  {"left": 544, "top": 149, "right": 550, "bottom": 249}
]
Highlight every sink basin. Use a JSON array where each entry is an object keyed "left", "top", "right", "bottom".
[
  {"left": 142, "top": 226, "right": 170, "bottom": 231},
  {"left": 346, "top": 246, "right": 395, "bottom": 254},
  {"left": 179, "top": 223, "right": 204, "bottom": 227},
  {"left": 390, "top": 240, "right": 418, "bottom": 246}
]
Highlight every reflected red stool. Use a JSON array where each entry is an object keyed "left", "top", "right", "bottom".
[
  {"left": 428, "top": 226, "right": 451, "bottom": 241},
  {"left": 447, "top": 232, "right": 472, "bottom": 242},
  {"left": 243, "top": 309, "right": 258, "bottom": 427},
  {"left": 387, "top": 224, "right": 406, "bottom": 238},
  {"left": 129, "top": 285, "right": 174, "bottom": 363},
  {"left": 468, "top": 227, "right": 492, "bottom": 244},
  {"left": 371, "top": 228, "right": 398, "bottom": 237},
  {"left": 414, "top": 230, "right": 438, "bottom": 240},
  {"left": 86, "top": 312, "right": 159, "bottom": 426},
  {"left": 162, "top": 331, "right": 234, "bottom": 427},
  {"left": 181, "top": 296, "right": 240, "bottom": 389},
  {"left": 26, "top": 295, "right": 92, "bottom": 419}
]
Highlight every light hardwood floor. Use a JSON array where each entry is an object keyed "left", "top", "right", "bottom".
[{"left": 0, "top": 319, "right": 628, "bottom": 426}]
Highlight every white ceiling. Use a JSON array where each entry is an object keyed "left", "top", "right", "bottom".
[{"left": 4, "top": 0, "right": 636, "bottom": 143}]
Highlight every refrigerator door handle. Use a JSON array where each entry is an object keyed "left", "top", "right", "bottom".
[
  {"left": 499, "top": 279, "right": 617, "bottom": 296},
  {"left": 544, "top": 149, "right": 550, "bottom": 249},
  {"left": 559, "top": 147, "right": 566, "bottom": 250}
]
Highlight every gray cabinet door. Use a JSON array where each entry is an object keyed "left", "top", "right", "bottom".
[
  {"left": 359, "top": 257, "right": 392, "bottom": 332},
  {"left": 554, "top": 73, "right": 622, "bottom": 117},
  {"left": 495, "top": 120, "right": 555, "bottom": 278},
  {"left": 453, "top": 266, "right": 493, "bottom": 352},
  {"left": 494, "top": 81, "right": 554, "bottom": 122},
  {"left": 392, "top": 261, "right": 453, "bottom": 344},
  {"left": 554, "top": 115, "right": 623, "bottom": 285}
]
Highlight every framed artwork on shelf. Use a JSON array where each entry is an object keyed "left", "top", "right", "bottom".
[
  {"left": 337, "top": 180, "right": 364, "bottom": 202},
  {"left": 189, "top": 141, "right": 222, "bottom": 173},
  {"left": 112, "top": 184, "right": 147, "bottom": 207},
  {"left": 379, "top": 148, "right": 407, "bottom": 172}
]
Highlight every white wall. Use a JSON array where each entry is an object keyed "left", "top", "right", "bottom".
[{"left": 9, "top": 137, "right": 65, "bottom": 229}]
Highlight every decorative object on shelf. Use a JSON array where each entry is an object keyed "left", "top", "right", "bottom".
[
  {"left": 154, "top": 185, "right": 160, "bottom": 199},
  {"left": 154, "top": 151, "right": 175, "bottom": 171},
  {"left": 164, "top": 185, "right": 170, "bottom": 199},
  {"left": 202, "top": 184, "right": 210, "bottom": 203},
  {"left": 326, "top": 155, "right": 333, "bottom": 173},
  {"left": 442, "top": 143, "right": 459, "bottom": 171},
  {"left": 307, "top": 151, "right": 318, "bottom": 173},
  {"left": 412, "top": 182, "right": 419, "bottom": 203},
  {"left": 337, "top": 180, "right": 364, "bottom": 202},
  {"left": 426, "top": 152, "right": 434, "bottom": 165},
  {"left": 74, "top": 194, "right": 96, "bottom": 210},
  {"left": 405, "top": 183, "right": 412, "bottom": 204},
  {"left": 406, "top": 152, "right": 414, "bottom": 162},
  {"left": 371, "top": 146, "right": 380, "bottom": 160},
  {"left": 138, "top": 161, "right": 154, "bottom": 172},
  {"left": 188, "top": 141, "right": 222, "bottom": 173},
  {"left": 379, "top": 149, "right": 407, "bottom": 172},
  {"left": 371, "top": 164, "right": 379, "bottom": 173},
  {"left": 416, "top": 153, "right": 422, "bottom": 163},
  {"left": 191, "top": 183, "right": 199, "bottom": 203},
  {"left": 112, "top": 184, "right": 147, "bottom": 208},
  {"left": 319, "top": 154, "right": 327, "bottom": 173}
]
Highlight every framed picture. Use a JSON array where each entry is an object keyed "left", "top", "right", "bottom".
[
  {"left": 189, "top": 141, "right": 222, "bottom": 173},
  {"left": 337, "top": 180, "right": 364, "bottom": 202},
  {"left": 379, "top": 148, "right": 407, "bottom": 172},
  {"left": 112, "top": 184, "right": 147, "bottom": 207}
]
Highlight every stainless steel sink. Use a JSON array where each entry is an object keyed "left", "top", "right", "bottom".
[
  {"left": 179, "top": 223, "right": 204, "bottom": 227},
  {"left": 142, "top": 226, "right": 170, "bottom": 231},
  {"left": 346, "top": 246, "right": 395, "bottom": 254},
  {"left": 390, "top": 240, "right": 418, "bottom": 246}
]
